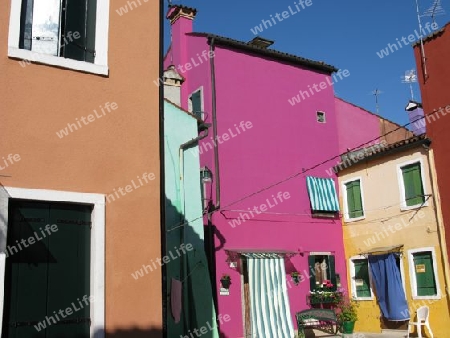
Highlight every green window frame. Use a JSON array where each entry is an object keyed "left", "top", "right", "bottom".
[
  {"left": 401, "top": 162, "right": 425, "bottom": 207},
  {"left": 308, "top": 255, "right": 336, "bottom": 291},
  {"left": 345, "top": 179, "right": 364, "bottom": 219},
  {"left": 353, "top": 259, "right": 371, "bottom": 298},
  {"left": 413, "top": 251, "right": 437, "bottom": 297}
]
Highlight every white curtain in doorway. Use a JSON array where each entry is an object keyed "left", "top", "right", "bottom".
[{"left": 247, "top": 256, "right": 294, "bottom": 338}]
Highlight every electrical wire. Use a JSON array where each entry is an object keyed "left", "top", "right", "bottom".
[{"left": 167, "top": 107, "right": 443, "bottom": 232}]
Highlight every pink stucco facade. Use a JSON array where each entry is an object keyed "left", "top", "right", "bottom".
[
  {"left": 335, "top": 97, "right": 381, "bottom": 154},
  {"left": 165, "top": 6, "right": 349, "bottom": 337}
]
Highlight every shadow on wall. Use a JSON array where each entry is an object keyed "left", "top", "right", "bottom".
[
  {"left": 165, "top": 196, "right": 224, "bottom": 338},
  {"left": 94, "top": 327, "right": 162, "bottom": 338}
]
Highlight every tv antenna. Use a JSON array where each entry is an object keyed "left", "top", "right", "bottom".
[
  {"left": 371, "top": 89, "right": 383, "bottom": 114},
  {"left": 422, "top": 0, "right": 446, "bottom": 24},
  {"left": 401, "top": 70, "right": 418, "bottom": 100},
  {"left": 414, "top": 0, "right": 430, "bottom": 79}
]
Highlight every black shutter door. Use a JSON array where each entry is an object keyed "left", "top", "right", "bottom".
[
  {"left": 2, "top": 201, "right": 92, "bottom": 338},
  {"left": 46, "top": 203, "right": 92, "bottom": 337},
  {"left": 308, "top": 255, "right": 316, "bottom": 291},
  {"left": 62, "top": 0, "right": 88, "bottom": 61},
  {"left": 3, "top": 201, "right": 50, "bottom": 338}
]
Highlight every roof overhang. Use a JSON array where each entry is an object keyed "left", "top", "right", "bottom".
[
  {"left": 225, "top": 248, "right": 298, "bottom": 260},
  {"left": 359, "top": 244, "right": 404, "bottom": 256}
]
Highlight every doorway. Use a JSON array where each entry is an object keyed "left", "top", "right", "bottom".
[{"left": 2, "top": 199, "right": 92, "bottom": 338}]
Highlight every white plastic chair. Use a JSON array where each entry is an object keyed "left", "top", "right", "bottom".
[{"left": 407, "top": 306, "right": 434, "bottom": 338}]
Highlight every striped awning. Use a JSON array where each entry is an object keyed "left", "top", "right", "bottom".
[{"left": 306, "top": 176, "right": 340, "bottom": 212}]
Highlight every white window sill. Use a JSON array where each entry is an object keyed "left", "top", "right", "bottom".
[
  {"left": 412, "top": 295, "right": 441, "bottom": 300},
  {"left": 353, "top": 296, "right": 374, "bottom": 301},
  {"left": 9, "top": 47, "right": 108, "bottom": 76},
  {"left": 400, "top": 202, "right": 428, "bottom": 211},
  {"left": 344, "top": 215, "right": 365, "bottom": 223}
]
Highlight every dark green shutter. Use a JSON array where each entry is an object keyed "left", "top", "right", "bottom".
[
  {"left": 308, "top": 255, "right": 316, "bottom": 291},
  {"left": 402, "top": 163, "right": 425, "bottom": 206},
  {"left": 328, "top": 255, "right": 337, "bottom": 291},
  {"left": 354, "top": 259, "right": 371, "bottom": 297},
  {"left": 414, "top": 252, "right": 437, "bottom": 296},
  {"left": 62, "top": 0, "right": 87, "bottom": 61},
  {"left": 19, "top": 0, "right": 34, "bottom": 50},
  {"left": 4, "top": 201, "right": 92, "bottom": 337},
  {"left": 346, "top": 181, "right": 363, "bottom": 218},
  {"left": 191, "top": 91, "right": 202, "bottom": 119},
  {"left": 62, "top": 0, "right": 96, "bottom": 62},
  {"left": 85, "top": 0, "right": 97, "bottom": 63}
]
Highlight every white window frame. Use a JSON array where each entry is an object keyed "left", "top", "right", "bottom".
[
  {"left": 188, "top": 86, "right": 204, "bottom": 120},
  {"left": 407, "top": 247, "right": 441, "bottom": 300},
  {"left": 0, "top": 187, "right": 105, "bottom": 338},
  {"left": 342, "top": 177, "right": 365, "bottom": 222},
  {"left": 397, "top": 159, "right": 428, "bottom": 211},
  {"left": 8, "top": 0, "right": 110, "bottom": 76},
  {"left": 349, "top": 255, "right": 374, "bottom": 300}
]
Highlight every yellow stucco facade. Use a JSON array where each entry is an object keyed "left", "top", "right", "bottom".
[{"left": 338, "top": 142, "right": 450, "bottom": 337}]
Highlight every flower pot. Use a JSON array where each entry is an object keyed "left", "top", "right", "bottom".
[{"left": 342, "top": 320, "right": 355, "bottom": 334}]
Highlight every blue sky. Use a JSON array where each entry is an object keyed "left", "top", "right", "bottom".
[{"left": 164, "top": 0, "right": 448, "bottom": 126}]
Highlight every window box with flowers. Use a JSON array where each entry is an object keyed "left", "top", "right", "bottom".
[{"left": 307, "top": 280, "right": 343, "bottom": 305}]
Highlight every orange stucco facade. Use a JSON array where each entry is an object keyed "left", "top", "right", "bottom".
[{"left": 0, "top": 0, "right": 162, "bottom": 336}]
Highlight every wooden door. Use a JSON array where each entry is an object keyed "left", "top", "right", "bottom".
[{"left": 2, "top": 200, "right": 92, "bottom": 338}]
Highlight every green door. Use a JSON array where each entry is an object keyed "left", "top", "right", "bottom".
[
  {"left": 2, "top": 200, "right": 92, "bottom": 338},
  {"left": 413, "top": 252, "right": 437, "bottom": 296}
]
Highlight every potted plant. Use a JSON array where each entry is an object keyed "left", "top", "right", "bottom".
[
  {"left": 220, "top": 274, "right": 231, "bottom": 289},
  {"left": 337, "top": 297, "right": 359, "bottom": 334}
]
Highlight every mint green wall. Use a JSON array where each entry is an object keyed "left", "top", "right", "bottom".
[{"left": 164, "top": 101, "right": 218, "bottom": 338}]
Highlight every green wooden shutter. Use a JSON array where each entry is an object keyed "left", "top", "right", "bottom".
[
  {"left": 347, "top": 181, "right": 363, "bottom": 218},
  {"left": 414, "top": 252, "right": 437, "bottom": 296},
  {"left": 354, "top": 259, "right": 371, "bottom": 297},
  {"left": 62, "top": 0, "right": 96, "bottom": 62},
  {"left": 346, "top": 182, "right": 355, "bottom": 218},
  {"left": 191, "top": 91, "right": 202, "bottom": 119},
  {"left": 4, "top": 201, "right": 92, "bottom": 337},
  {"left": 85, "top": 0, "right": 97, "bottom": 63},
  {"left": 402, "top": 163, "right": 425, "bottom": 206},
  {"left": 19, "top": 0, "right": 34, "bottom": 50},
  {"left": 328, "top": 255, "right": 337, "bottom": 291},
  {"left": 308, "top": 255, "right": 316, "bottom": 291},
  {"left": 5, "top": 200, "right": 50, "bottom": 338}
]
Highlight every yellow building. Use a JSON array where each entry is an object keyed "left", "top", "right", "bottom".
[{"left": 337, "top": 134, "right": 450, "bottom": 337}]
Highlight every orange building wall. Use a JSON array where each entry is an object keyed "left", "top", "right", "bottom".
[
  {"left": 0, "top": 0, "right": 162, "bottom": 334},
  {"left": 414, "top": 23, "right": 450, "bottom": 281}
]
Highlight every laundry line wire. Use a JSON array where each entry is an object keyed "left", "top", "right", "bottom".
[{"left": 175, "top": 108, "right": 437, "bottom": 232}]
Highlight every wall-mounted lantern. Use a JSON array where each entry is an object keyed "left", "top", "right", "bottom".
[
  {"left": 290, "top": 271, "right": 301, "bottom": 286},
  {"left": 220, "top": 274, "right": 231, "bottom": 289}
]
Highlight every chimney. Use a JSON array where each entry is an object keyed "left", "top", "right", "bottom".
[
  {"left": 405, "top": 100, "right": 426, "bottom": 135},
  {"left": 166, "top": 5, "right": 197, "bottom": 68},
  {"left": 163, "top": 65, "right": 184, "bottom": 106}
]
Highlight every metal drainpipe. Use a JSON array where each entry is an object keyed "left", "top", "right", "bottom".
[
  {"left": 178, "top": 124, "right": 209, "bottom": 332},
  {"left": 209, "top": 37, "right": 220, "bottom": 210}
]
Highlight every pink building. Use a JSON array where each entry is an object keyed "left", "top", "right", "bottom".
[{"left": 164, "top": 5, "right": 403, "bottom": 337}]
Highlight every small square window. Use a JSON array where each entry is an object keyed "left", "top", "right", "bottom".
[{"left": 317, "top": 111, "right": 326, "bottom": 123}]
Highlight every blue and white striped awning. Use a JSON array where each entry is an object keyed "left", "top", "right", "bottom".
[{"left": 306, "top": 176, "right": 340, "bottom": 212}]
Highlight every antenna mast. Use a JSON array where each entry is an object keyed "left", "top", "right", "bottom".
[
  {"left": 402, "top": 70, "right": 418, "bottom": 100},
  {"left": 415, "top": 0, "right": 428, "bottom": 79},
  {"left": 371, "top": 89, "right": 383, "bottom": 114}
]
